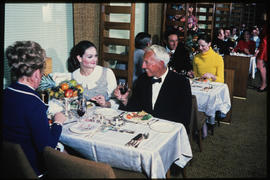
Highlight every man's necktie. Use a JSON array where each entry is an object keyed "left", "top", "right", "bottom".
[{"left": 151, "top": 77, "right": 162, "bottom": 84}]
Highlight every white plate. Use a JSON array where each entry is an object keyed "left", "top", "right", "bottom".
[
  {"left": 94, "top": 108, "right": 119, "bottom": 119},
  {"left": 69, "top": 122, "right": 97, "bottom": 134},
  {"left": 123, "top": 112, "right": 153, "bottom": 123},
  {"left": 150, "top": 121, "right": 175, "bottom": 133}
]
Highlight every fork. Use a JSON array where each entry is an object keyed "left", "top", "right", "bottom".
[{"left": 125, "top": 133, "right": 143, "bottom": 146}]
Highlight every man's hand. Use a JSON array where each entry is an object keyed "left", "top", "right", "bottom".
[{"left": 113, "top": 85, "right": 130, "bottom": 106}]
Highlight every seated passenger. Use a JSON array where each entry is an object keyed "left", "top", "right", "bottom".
[
  {"left": 168, "top": 42, "right": 194, "bottom": 78},
  {"left": 212, "top": 27, "right": 227, "bottom": 55},
  {"left": 114, "top": 45, "right": 192, "bottom": 132},
  {"left": 133, "top": 32, "right": 152, "bottom": 83},
  {"left": 67, "top": 40, "right": 118, "bottom": 109},
  {"left": 224, "top": 27, "right": 236, "bottom": 55},
  {"left": 233, "top": 30, "right": 256, "bottom": 55},
  {"left": 193, "top": 34, "right": 224, "bottom": 83},
  {"left": 3, "top": 41, "right": 67, "bottom": 177}
]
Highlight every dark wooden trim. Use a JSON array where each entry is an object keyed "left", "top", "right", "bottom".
[
  {"left": 104, "top": 22, "right": 130, "bottom": 30},
  {"left": 103, "top": 37, "right": 129, "bottom": 46},
  {"left": 103, "top": 53, "right": 129, "bottom": 63},
  {"left": 105, "top": 6, "right": 131, "bottom": 14}
]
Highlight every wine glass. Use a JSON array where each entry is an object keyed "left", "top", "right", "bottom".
[
  {"left": 119, "top": 82, "right": 128, "bottom": 95},
  {"left": 77, "top": 96, "right": 86, "bottom": 118}
]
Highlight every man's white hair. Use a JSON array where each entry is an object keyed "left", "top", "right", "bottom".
[{"left": 145, "top": 44, "right": 170, "bottom": 67}]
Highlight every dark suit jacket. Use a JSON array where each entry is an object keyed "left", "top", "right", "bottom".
[{"left": 121, "top": 70, "right": 192, "bottom": 133}]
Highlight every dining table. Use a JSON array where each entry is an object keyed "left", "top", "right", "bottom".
[
  {"left": 190, "top": 78, "right": 231, "bottom": 125},
  {"left": 48, "top": 100, "right": 193, "bottom": 179}
]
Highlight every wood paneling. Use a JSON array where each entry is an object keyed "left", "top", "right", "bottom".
[
  {"left": 224, "top": 55, "right": 250, "bottom": 98},
  {"left": 148, "top": 3, "right": 163, "bottom": 44},
  {"left": 73, "top": 3, "right": 100, "bottom": 49}
]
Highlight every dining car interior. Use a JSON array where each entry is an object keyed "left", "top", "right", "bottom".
[{"left": 1, "top": 2, "right": 269, "bottom": 179}]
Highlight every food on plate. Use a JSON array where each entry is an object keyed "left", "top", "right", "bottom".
[
  {"left": 86, "top": 101, "right": 94, "bottom": 108},
  {"left": 195, "top": 77, "right": 208, "bottom": 82},
  {"left": 125, "top": 110, "right": 152, "bottom": 121}
]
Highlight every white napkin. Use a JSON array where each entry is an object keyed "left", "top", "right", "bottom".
[
  {"left": 47, "top": 99, "right": 64, "bottom": 115},
  {"left": 51, "top": 72, "right": 72, "bottom": 86}
]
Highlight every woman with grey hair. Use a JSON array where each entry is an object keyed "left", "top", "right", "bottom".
[
  {"left": 2, "top": 41, "right": 66, "bottom": 177},
  {"left": 114, "top": 44, "right": 192, "bottom": 132}
]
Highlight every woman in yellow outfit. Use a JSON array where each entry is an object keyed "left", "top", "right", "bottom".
[{"left": 193, "top": 34, "right": 224, "bottom": 83}]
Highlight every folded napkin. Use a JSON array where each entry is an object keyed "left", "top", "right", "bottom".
[
  {"left": 51, "top": 72, "right": 72, "bottom": 86},
  {"left": 47, "top": 99, "right": 64, "bottom": 116}
]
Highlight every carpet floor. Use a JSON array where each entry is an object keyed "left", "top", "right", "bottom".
[{"left": 174, "top": 82, "right": 267, "bottom": 178}]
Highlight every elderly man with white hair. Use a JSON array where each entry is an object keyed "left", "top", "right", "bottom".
[{"left": 114, "top": 44, "right": 192, "bottom": 132}]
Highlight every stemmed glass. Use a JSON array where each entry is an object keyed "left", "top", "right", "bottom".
[
  {"left": 119, "top": 82, "right": 128, "bottom": 95},
  {"left": 77, "top": 96, "right": 86, "bottom": 118}
]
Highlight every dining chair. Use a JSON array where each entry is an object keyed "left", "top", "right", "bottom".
[
  {"left": 44, "top": 57, "right": 52, "bottom": 75},
  {"left": 1, "top": 141, "right": 37, "bottom": 178},
  {"left": 216, "top": 68, "right": 235, "bottom": 126},
  {"left": 43, "top": 146, "right": 116, "bottom": 178},
  {"left": 190, "top": 95, "right": 207, "bottom": 152}
]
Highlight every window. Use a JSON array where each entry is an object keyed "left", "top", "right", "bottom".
[{"left": 4, "top": 3, "right": 73, "bottom": 88}]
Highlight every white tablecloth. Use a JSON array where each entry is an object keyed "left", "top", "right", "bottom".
[
  {"left": 249, "top": 56, "right": 257, "bottom": 79},
  {"left": 59, "top": 107, "right": 192, "bottom": 178},
  {"left": 191, "top": 80, "right": 231, "bottom": 124},
  {"left": 230, "top": 53, "right": 256, "bottom": 79}
]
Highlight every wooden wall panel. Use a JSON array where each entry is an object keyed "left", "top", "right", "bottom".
[
  {"left": 73, "top": 3, "right": 100, "bottom": 50},
  {"left": 148, "top": 3, "right": 163, "bottom": 44}
]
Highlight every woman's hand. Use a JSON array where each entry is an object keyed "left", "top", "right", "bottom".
[
  {"left": 113, "top": 85, "right": 130, "bottom": 106},
  {"left": 202, "top": 72, "right": 216, "bottom": 81},
  {"left": 91, "top": 95, "right": 111, "bottom": 108},
  {"left": 54, "top": 112, "right": 66, "bottom": 125},
  {"left": 243, "top": 48, "right": 250, "bottom": 55}
]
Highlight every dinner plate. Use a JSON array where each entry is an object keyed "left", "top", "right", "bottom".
[
  {"left": 69, "top": 122, "right": 97, "bottom": 134},
  {"left": 150, "top": 121, "right": 175, "bottom": 133},
  {"left": 123, "top": 112, "right": 153, "bottom": 123},
  {"left": 94, "top": 108, "right": 119, "bottom": 119}
]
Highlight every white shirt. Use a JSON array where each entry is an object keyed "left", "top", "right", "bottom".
[
  {"left": 72, "top": 65, "right": 119, "bottom": 109},
  {"left": 152, "top": 68, "right": 169, "bottom": 109},
  {"left": 166, "top": 46, "right": 175, "bottom": 54}
]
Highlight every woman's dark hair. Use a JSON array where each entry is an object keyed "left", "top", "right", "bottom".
[
  {"left": 197, "top": 34, "right": 212, "bottom": 44},
  {"left": 135, "top": 32, "right": 151, "bottom": 49},
  {"left": 67, "top": 40, "right": 96, "bottom": 72},
  {"left": 6, "top": 41, "right": 45, "bottom": 80}
]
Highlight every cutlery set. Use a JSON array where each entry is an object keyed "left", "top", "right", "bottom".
[
  {"left": 125, "top": 133, "right": 149, "bottom": 148},
  {"left": 147, "top": 119, "right": 159, "bottom": 126}
]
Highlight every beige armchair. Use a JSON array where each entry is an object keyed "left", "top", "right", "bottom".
[
  {"left": 43, "top": 146, "right": 116, "bottom": 178},
  {"left": 1, "top": 141, "right": 37, "bottom": 178}
]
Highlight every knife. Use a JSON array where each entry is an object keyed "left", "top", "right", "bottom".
[{"left": 125, "top": 133, "right": 142, "bottom": 146}]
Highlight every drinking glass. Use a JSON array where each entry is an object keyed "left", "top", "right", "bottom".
[
  {"left": 119, "top": 82, "right": 128, "bottom": 95},
  {"left": 77, "top": 96, "right": 86, "bottom": 118}
]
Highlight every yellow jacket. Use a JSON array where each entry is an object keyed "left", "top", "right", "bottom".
[{"left": 193, "top": 47, "right": 224, "bottom": 83}]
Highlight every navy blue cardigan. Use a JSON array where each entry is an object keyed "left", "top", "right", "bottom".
[{"left": 2, "top": 82, "right": 62, "bottom": 176}]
